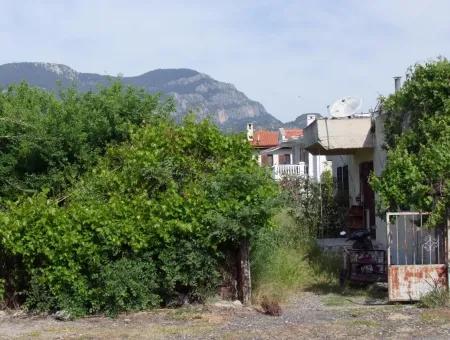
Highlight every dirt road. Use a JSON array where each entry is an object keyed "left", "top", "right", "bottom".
[{"left": 1, "top": 292, "right": 450, "bottom": 339}]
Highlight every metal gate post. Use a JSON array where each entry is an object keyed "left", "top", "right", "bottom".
[{"left": 386, "top": 213, "right": 391, "bottom": 267}]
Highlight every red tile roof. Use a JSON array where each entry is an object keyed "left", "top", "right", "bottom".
[
  {"left": 251, "top": 130, "right": 279, "bottom": 148},
  {"left": 284, "top": 128, "right": 303, "bottom": 139}
]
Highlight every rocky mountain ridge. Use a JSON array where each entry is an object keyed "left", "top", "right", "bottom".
[{"left": 0, "top": 62, "right": 283, "bottom": 131}]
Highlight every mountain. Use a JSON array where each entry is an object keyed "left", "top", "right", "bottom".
[{"left": 0, "top": 62, "right": 282, "bottom": 131}]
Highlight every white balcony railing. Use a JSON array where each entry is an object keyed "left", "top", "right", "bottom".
[{"left": 273, "top": 163, "right": 307, "bottom": 180}]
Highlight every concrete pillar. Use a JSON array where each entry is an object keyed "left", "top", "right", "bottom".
[
  {"left": 308, "top": 152, "right": 314, "bottom": 178},
  {"left": 273, "top": 154, "right": 279, "bottom": 166}
]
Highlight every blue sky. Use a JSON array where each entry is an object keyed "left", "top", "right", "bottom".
[{"left": 1, "top": 0, "right": 449, "bottom": 121}]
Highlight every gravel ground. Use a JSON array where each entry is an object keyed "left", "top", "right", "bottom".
[{"left": 1, "top": 292, "right": 450, "bottom": 339}]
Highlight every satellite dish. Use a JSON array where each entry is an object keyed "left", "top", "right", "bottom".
[{"left": 328, "top": 96, "right": 362, "bottom": 118}]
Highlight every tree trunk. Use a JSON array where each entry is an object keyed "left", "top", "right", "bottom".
[
  {"left": 447, "top": 209, "right": 450, "bottom": 288},
  {"left": 237, "top": 239, "right": 251, "bottom": 305}
]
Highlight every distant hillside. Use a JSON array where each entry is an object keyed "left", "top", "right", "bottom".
[
  {"left": 0, "top": 62, "right": 282, "bottom": 131},
  {"left": 282, "top": 113, "right": 323, "bottom": 129}
]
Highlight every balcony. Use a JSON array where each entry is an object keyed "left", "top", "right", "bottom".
[
  {"left": 273, "top": 163, "right": 307, "bottom": 180},
  {"left": 303, "top": 117, "right": 374, "bottom": 155}
]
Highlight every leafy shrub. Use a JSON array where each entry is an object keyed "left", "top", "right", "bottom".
[
  {"left": 279, "top": 171, "right": 346, "bottom": 239},
  {"left": 25, "top": 275, "right": 58, "bottom": 313},
  {"left": 92, "top": 258, "right": 160, "bottom": 316},
  {"left": 0, "top": 114, "right": 277, "bottom": 315},
  {"left": 0, "top": 81, "right": 174, "bottom": 200}
]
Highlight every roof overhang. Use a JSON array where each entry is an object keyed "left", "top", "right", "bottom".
[
  {"left": 303, "top": 117, "right": 374, "bottom": 155},
  {"left": 260, "top": 139, "right": 302, "bottom": 154}
]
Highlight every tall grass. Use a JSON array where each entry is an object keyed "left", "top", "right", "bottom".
[
  {"left": 251, "top": 210, "right": 340, "bottom": 303},
  {"left": 419, "top": 286, "right": 449, "bottom": 308}
]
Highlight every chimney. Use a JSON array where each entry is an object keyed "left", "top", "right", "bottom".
[
  {"left": 279, "top": 128, "right": 286, "bottom": 141},
  {"left": 394, "top": 76, "right": 401, "bottom": 93},
  {"left": 306, "top": 114, "right": 316, "bottom": 127},
  {"left": 246, "top": 123, "right": 254, "bottom": 141}
]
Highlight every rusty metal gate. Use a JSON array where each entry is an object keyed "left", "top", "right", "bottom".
[{"left": 387, "top": 212, "right": 448, "bottom": 301}]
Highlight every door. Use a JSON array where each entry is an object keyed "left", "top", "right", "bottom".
[{"left": 359, "top": 161, "right": 375, "bottom": 229}]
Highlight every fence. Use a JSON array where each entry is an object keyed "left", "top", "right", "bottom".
[{"left": 386, "top": 212, "right": 448, "bottom": 301}]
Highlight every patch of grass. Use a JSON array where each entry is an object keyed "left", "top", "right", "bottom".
[
  {"left": 322, "top": 294, "right": 351, "bottom": 306},
  {"left": 346, "top": 319, "right": 379, "bottom": 328},
  {"left": 25, "top": 331, "right": 42, "bottom": 337},
  {"left": 348, "top": 309, "right": 373, "bottom": 318},
  {"left": 168, "top": 307, "right": 203, "bottom": 321},
  {"left": 252, "top": 209, "right": 351, "bottom": 303},
  {"left": 252, "top": 246, "right": 315, "bottom": 303},
  {"left": 421, "top": 309, "right": 450, "bottom": 325},
  {"left": 251, "top": 209, "right": 389, "bottom": 305},
  {"left": 418, "top": 286, "right": 449, "bottom": 308},
  {"left": 252, "top": 211, "right": 316, "bottom": 303}
]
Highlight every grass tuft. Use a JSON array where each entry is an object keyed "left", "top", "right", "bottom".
[
  {"left": 251, "top": 209, "right": 341, "bottom": 304},
  {"left": 418, "top": 286, "right": 449, "bottom": 308}
]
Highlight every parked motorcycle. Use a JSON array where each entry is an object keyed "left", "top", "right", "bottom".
[{"left": 339, "top": 229, "right": 386, "bottom": 287}]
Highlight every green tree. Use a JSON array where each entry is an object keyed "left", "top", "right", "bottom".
[
  {"left": 0, "top": 115, "right": 277, "bottom": 315},
  {"left": 371, "top": 59, "right": 450, "bottom": 226},
  {"left": 0, "top": 82, "right": 174, "bottom": 200}
]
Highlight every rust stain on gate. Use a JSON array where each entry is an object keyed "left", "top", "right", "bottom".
[
  {"left": 387, "top": 211, "right": 449, "bottom": 302},
  {"left": 388, "top": 264, "right": 447, "bottom": 301}
]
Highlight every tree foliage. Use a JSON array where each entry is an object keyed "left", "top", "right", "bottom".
[
  {"left": 371, "top": 59, "right": 450, "bottom": 226},
  {"left": 0, "top": 82, "right": 174, "bottom": 200},
  {"left": 0, "top": 91, "right": 277, "bottom": 315},
  {"left": 279, "top": 171, "right": 345, "bottom": 239}
]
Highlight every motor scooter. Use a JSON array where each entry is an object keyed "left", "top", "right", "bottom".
[{"left": 339, "top": 229, "right": 386, "bottom": 287}]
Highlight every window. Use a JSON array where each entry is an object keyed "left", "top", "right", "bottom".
[
  {"left": 336, "top": 165, "right": 349, "bottom": 205},
  {"left": 337, "top": 167, "right": 343, "bottom": 192},
  {"left": 261, "top": 154, "right": 273, "bottom": 166},
  {"left": 343, "top": 165, "right": 349, "bottom": 192}
]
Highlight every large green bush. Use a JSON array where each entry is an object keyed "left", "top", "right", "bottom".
[
  {"left": 371, "top": 59, "right": 450, "bottom": 226},
  {"left": 0, "top": 114, "right": 277, "bottom": 315},
  {"left": 0, "top": 82, "right": 174, "bottom": 200}
]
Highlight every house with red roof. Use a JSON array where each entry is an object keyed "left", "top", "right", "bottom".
[{"left": 247, "top": 115, "right": 330, "bottom": 181}]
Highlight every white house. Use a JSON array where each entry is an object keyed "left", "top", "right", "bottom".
[
  {"left": 302, "top": 112, "right": 388, "bottom": 246},
  {"left": 248, "top": 115, "right": 331, "bottom": 182}
]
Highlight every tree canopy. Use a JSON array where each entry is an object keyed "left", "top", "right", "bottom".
[
  {"left": 371, "top": 59, "right": 450, "bottom": 226},
  {"left": 0, "top": 82, "right": 174, "bottom": 200}
]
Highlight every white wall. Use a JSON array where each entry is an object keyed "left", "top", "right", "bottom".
[
  {"left": 328, "top": 154, "right": 350, "bottom": 180},
  {"left": 307, "top": 153, "right": 329, "bottom": 181},
  {"left": 348, "top": 149, "right": 374, "bottom": 206},
  {"left": 327, "top": 115, "right": 388, "bottom": 247},
  {"left": 303, "top": 114, "right": 333, "bottom": 182},
  {"left": 328, "top": 150, "right": 373, "bottom": 206}
]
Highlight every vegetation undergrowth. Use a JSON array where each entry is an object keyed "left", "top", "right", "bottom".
[
  {"left": 418, "top": 286, "right": 449, "bottom": 308},
  {"left": 251, "top": 172, "right": 395, "bottom": 304},
  {"left": 251, "top": 209, "right": 341, "bottom": 303}
]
